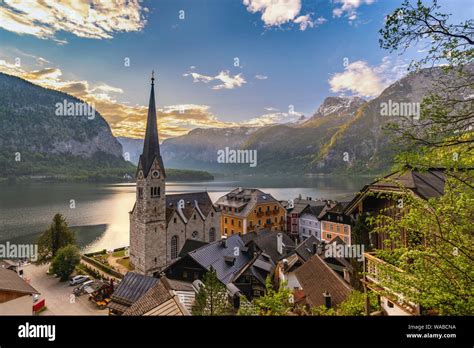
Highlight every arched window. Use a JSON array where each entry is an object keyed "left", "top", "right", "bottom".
[
  {"left": 191, "top": 231, "right": 199, "bottom": 239},
  {"left": 171, "top": 235, "right": 179, "bottom": 260},
  {"left": 209, "top": 228, "right": 216, "bottom": 242}
]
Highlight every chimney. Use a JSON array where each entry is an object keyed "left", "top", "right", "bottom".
[
  {"left": 343, "top": 268, "right": 350, "bottom": 283},
  {"left": 282, "top": 259, "right": 289, "bottom": 271},
  {"left": 316, "top": 243, "right": 323, "bottom": 255},
  {"left": 312, "top": 242, "right": 318, "bottom": 255},
  {"left": 323, "top": 291, "right": 332, "bottom": 308},
  {"left": 277, "top": 233, "right": 283, "bottom": 255},
  {"left": 221, "top": 235, "right": 228, "bottom": 248}
]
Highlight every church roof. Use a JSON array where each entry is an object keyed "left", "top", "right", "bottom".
[
  {"left": 165, "top": 192, "right": 216, "bottom": 223},
  {"left": 139, "top": 74, "right": 165, "bottom": 178}
]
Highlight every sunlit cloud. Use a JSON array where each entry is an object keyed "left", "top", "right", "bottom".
[
  {"left": 328, "top": 57, "right": 408, "bottom": 97},
  {"left": 0, "top": 0, "right": 147, "bottom": 42},
  {"left": 241, "top": 109, "right": 304, "bottom": 127},
  {"left": 0, "top": 50, "right": 307, "bottom": 141}
]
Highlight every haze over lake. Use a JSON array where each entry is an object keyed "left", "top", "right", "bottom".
[{"left": 0, "top": 175, "right": 374, "bottom": 252}]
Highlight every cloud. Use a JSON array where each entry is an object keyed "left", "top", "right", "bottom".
[
  {"left": 332, "top": 0, "right": 375, "bottom": 21},
  {"left": 328, "top": 57, "right": 408, "bottom": 97},
  {"left": 242, "top": 0, "right": 325, "bottom": 31},
  {"left": 183, "top": 70, "right": 247, "bottom": 90},
  {"left": 0, "top": 0, "right": 146, "bottom": 42},
  {"left": 242, "top": 108, "right": 304, "bottom": 126},
  {"left": 0, "top": 52, "right": 303, "bottom": 140},
  {"left": 0, "top": 56, "right": 240, "bottom": 140},
  {"left": 255, "top": 74, "right": 268, "bottom": 80}
]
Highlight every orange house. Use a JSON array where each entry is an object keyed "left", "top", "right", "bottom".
[{"left": 215, "top": 188, "right": 286, "bottom": 236}]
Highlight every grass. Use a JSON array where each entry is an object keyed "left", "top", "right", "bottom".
[
  {"left": 116, "top": 257, "right": 132, "bottom": 271},
  {"left": 112, "top": 249, "right": 126, "bottom": 258}
]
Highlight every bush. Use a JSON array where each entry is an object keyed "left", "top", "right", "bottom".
[{"left": 51, "top": 245, "right": 81, "bottom": 281}]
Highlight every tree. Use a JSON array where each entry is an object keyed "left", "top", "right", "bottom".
[
  {"left": 238, "top": 277, "right": 294, "bottom": 316},
  {"left": 367, "top": 177, "right": 474, "bottom": 315},
  {"left": 50, "top": 245, "right": 81, "bottom": 281},
  {"left": 37, "top": 213, "right": 76, "bottom": 263},
  {"left": 311, "top": 291, "right": 380, "bottom": 316},
  {"left": 379, "top": 0, "right": 473, "bottom": 166},
  {"left": 192, "top": 268, "right": 231, "bottom": 316}
]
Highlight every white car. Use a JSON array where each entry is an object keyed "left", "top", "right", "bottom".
[
  {"left": 69, "top": 275, "right": 90, "bottom": 286},
  {"left": 73, "top": 280, "right": 94, "bottom": 295}
]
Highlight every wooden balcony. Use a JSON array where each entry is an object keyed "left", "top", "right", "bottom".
[{"left": 363, "top": 252, "right": 420, "bottom": 315}]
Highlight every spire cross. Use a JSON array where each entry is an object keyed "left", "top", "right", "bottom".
[{"left": 151, "top": 70, "right": 155, "bottom": 85}]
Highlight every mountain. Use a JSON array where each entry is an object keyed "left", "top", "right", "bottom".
[
  {"left": 141, "top": 96, "right": 367, "bottom": 174},
  {"left": 0, "top": 73, "right": 216, "bottom": 182},
  {"left": 0, "top": 72, "right": 134, "bottom": 181},
  {"left": 119, "top": 66, "right": 460, "bottom": 176},
  {"left": 313, "top": 67, "right": 451, "bottom": 173}
]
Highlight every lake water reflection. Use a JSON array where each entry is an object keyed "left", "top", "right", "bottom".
[{"left": 0, "top": 175, "right": 374, "bottom": 252}]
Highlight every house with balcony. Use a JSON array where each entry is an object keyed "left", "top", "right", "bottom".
[
  {"left": 216, "top": 188, "right": 285, "bottom": 236},
  {"left": 344, "top": 167, "right": 447, "bottom": 315}
]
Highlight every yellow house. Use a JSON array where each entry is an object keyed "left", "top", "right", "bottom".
[{"left": 215, "top": 188, "right": 286, "bottom": 236}]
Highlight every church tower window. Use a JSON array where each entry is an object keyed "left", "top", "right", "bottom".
[{"left": 151, "top": 187, "right": 160, "bottom": 197}]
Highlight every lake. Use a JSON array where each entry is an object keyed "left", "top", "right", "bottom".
[{"left": 0, "top": 175, "right": 374, "bottom": 252}]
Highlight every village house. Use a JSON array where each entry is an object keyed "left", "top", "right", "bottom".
[
  {"left": 298, "top": 201, "right": 335, "bottom": 242},
  {"left": 343, "top": 167, "right": 448, "bottom": 315},
  {"left": 276, "top": 236, "right": 353, "bottom": 296},
  {"left": 294, "top": 253, "right": 352, "bottom": 310},
  {"left": 0, "top": 268, "right": 39, "bottom": 315},
  {"left": 215, "top": 188, "right": 285, "bottom": 236},
  {"left": 285, "top": 197, "right": 320, "bottom": 238},
  {"left": 319, "top": 202, "right": 352, "bottom": 245},
  {"left": 162, "top": 229, "right": 297, "bottom": 301},
  {"left": 108, "top": 272, "right": 192, "bottom": 316}
]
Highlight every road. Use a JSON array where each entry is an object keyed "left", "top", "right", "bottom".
[{"left": 22, "top": 263, "right": 108, "bottom": 316}]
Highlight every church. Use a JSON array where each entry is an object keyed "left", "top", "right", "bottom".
[{"left": 129, "top": 73, "right": 221, "bottom": 276}]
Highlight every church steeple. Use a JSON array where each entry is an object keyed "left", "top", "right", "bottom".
[{"left": 139, "top": 71, "right": 165, "bottom": 177}]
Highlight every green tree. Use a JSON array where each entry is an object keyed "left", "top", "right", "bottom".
[
  {"left": 311, "top": 291, "right": 380, "bottom": 316},
  {"left": 368, "top": 178, "right": 474, "bottom": 315},
  {"left": 37, "top": 213, "right": 76, "bottom": 263},
  {"left": 380, "top": 0, "right": 473, "bottom": 169},
  {"left": 192, "top": 268, "right": 231, "bottom": 316},
  {"left": 237, "top": 277, "right": 294, "bottom": 316},
  {"left": 50, "top": 245, "right": 81, "bottom": 281}
]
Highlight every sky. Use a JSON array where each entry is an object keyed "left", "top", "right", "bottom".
[{"left": 0, "top": 0, "right": 472, "bottom": 140}]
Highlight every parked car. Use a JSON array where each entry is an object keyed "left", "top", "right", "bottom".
[
  {"left": 73, "top": 280, "right": 94, "bottom": 295},
  {"left": 69, "top": 275, "right": 90, "bottom": 286}
]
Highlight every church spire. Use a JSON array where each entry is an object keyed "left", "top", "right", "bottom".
[{"left": 139, "top": 72, "right": 165, "bottom": 177}]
